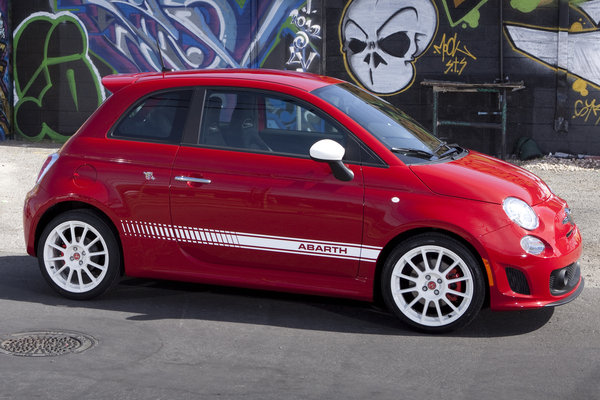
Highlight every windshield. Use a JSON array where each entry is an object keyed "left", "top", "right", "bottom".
[{"left": 312, "top": 83, "right": 459, "bottom": 164}]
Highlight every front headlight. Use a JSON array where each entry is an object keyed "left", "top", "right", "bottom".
[
  {"left": 503, "top": 197, "right": 539, "bottom": 230},
  {"left": 520, "top": 235, "right": 545, "bottom": 255}
]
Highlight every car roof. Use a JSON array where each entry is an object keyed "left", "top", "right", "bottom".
[{"left": 102, "top": 69, "right": 344, "bottom": 94}]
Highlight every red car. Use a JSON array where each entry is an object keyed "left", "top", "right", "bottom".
[{"left": 23, "top": 69, "right": 583, "bottom": 332}]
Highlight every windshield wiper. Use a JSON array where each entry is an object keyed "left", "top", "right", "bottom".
[
  {"left": 390, "top": 147, "right": 435, "bottom": 159},
  {"left": 432, "top": 141, "right": 449, "bottom": 154},
  {"left": 439, "top": 145, "right": 462, "bottom": 158}
]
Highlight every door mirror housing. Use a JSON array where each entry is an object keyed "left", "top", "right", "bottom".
[
  {"left": 310, "top": 139, "right": 354, "bottom": 182},
  {"left": 310, "top": 139, "right": 345, "bottom": 162}
]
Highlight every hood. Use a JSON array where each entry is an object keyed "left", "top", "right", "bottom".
[{"left": 410, "top": 151, "right": 551, "bottom": 205}]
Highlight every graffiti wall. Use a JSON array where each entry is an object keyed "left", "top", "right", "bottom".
[
  {"left": 10, "top": 0, "right": 600, "bottom": 156},
  {"left": 326, "top": 0, "right": 600, "bottom": 156},
  {"left": 12, "top": 0, "right": 323, "bottom": 141},
  {"left": 0, "top": 0, "right": 9, "bottom": 141}
]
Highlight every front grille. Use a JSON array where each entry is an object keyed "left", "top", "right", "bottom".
[
  {"left": 550, "top": 262, "right": 580, "bottom": 296},
  {"left": 506, "top": 267, "right": 530, "bottom": 295}
]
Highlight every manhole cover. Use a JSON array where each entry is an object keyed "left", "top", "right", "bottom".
[{"left": 0, "top": 331, "right": 97, "bottom": 357}]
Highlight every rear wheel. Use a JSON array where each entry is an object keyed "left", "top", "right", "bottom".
[
  {"left": 37, "top": 210, "right": 121, "bottom": 300},
  {"left": 382, "top": 233, "right": 485, "bottom": 333}
]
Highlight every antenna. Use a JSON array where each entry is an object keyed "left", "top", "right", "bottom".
[{"left": 155, "top": 32, "right": 171, "bottom": 73}]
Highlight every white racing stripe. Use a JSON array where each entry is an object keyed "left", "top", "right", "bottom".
[{"left": 121, "top": 219, "right": 381, "bottom": 262}]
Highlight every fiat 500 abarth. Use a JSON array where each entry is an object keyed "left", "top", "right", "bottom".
[{"left": 24, "top": 69, "right": 583, "bottom": 332}]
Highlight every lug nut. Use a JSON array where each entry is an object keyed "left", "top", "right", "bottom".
[
  {"left": 70, "top": 256, "right": 74, "bottom": 261},
  {"left": 434, "top": 290, "right": 440, "bottom": 295},
  {"left": 425, "top": 275, "right": 431, "bottom": 280},
  {"left": 79, "top": 261, "right": 83, "bottom": 266},
  {"left": 437, "top": 279, "right": 442, "bottom": 284},
  {"left": 422, "top": 286, "right": 428, "bottom": 291}
]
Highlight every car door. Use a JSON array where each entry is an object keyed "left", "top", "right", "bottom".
[
  {"left": 169, "top": 89, "right": 368, "bottom": 278},
  {"left": 105, "top": 89, "right": 194, "bottom": 272}
]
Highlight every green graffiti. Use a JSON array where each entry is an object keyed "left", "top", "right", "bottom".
[
  {"left": 235, "top": 0, "right": 248, "bottom": 9},
  {"left": 13, "top": 12, "right": 103, "bottom": 142},
  {"left": 260, "top": 17, "right": 295, "bottom": 68},
  {"left": 441, "top": 0, "right": 488, "bottom": 28},
  {"left": 510, "top": 0, "right": 543, "bottom": 13},
  {"left": 462, "top": 9, "right": 481, "bottom": 28},
  {"left": 66, "top": 68, "right": 78, "bottom": 111}
]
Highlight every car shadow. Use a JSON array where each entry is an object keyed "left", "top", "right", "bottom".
[{"left": 0, "top": 254, "right": 554, "bottom": 337}]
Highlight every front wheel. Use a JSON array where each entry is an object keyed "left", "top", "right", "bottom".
[
  {"left": 381, "top": 233, "right": 485, "bottom": 333},
  {"left": 37, "top": 210, "right": 121, "bottom": 300}
]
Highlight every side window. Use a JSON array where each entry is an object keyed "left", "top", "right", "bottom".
[
  {"left": 111, "top": 90, "right": 192, "bottom": 143},
  {"left": 199, "top": 91, "right": 268, "bottom": 150},
  {"left": 264, "top": 97, "right": 338, "bottom": 134},
  {"left": 262, "top": 96, "right": 344, "bottom": 156},
  {"left": 198, "top": 90, "right": 361, "bottom": 162}
]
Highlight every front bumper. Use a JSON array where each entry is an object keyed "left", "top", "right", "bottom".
[
  {"left": 480, "top": 196, "right": 583, "bottom": 311},
  {"left": 545, "top": 277, "right": 584, "bottom": 307}
]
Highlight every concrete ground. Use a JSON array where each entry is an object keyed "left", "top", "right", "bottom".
[{"left": 0, "top": 141, "right": 598, "bottom": 399}]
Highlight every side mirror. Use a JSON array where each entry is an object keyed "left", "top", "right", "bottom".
[{"left": 309, "top": 139, "right": 354, "bottom": 182}]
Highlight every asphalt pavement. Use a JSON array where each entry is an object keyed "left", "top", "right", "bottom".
[
  {"left": 0, "top": 254, "right": 599, "bottom": 399},
  {"left": 1, "top": 141, "right": 599, "bottom": 399}
]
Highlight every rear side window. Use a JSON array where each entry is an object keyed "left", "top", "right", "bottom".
[{"left": 111, "top": 90, "right": 193, "bottom": 143}]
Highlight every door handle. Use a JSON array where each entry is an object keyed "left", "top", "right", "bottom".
[{"left": 174, "top": 176, "right": 212, "bottom": 184}]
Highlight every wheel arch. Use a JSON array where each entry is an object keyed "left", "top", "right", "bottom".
[
  {"left": 34, "top": 201, "right": 125, "bottom": 276},
  {"left": 372, "top": 227, "right": 491, "bottom": 307}
]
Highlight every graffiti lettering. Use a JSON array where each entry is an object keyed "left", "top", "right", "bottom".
[
  {"left": 444, "top": 58, "right": 468, "bottom": 75},
  {"left": 289, "top": 7, "right": 321, "bottom": 38},
  {"left": 433, "top": 32, "right": 477, "bottom": 75},
  {"left": 573, "top": 98, "right": 600, "bottom": 125},
  {"left": 434, "top": 33, "right": 476, "bottom": 61},
  {"left": 287, "top": 2, "right": 321, "bottom": 72}
]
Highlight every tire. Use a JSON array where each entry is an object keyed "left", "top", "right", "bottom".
[
  {"left": 37, "top": 210, "right": 121, "bottom": 300},
  {"left": 381, "top": 233, "right": 485, "bottom": 333}
]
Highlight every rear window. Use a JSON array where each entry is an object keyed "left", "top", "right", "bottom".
[{"left": 111, "top": 90, "right": 193, "bottom": 143}]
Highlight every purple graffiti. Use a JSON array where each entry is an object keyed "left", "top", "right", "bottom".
[
  {"left": 53, "top": 0, "right": 309, "bottom": 73},
  {"left": 0, "top": 0, "right": 10, "bottom": 140}
]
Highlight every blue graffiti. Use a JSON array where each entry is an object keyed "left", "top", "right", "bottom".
[{"left": 53, "top": 0, "right": 310, "bottom": 73}]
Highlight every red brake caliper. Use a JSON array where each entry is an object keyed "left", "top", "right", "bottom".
[{"left": 446, "top": 268, "right": 463, "bottom": 302}]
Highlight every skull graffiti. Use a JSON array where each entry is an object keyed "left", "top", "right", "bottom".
[{"left": 341, "top": 0, "right": 437, "bottom": 94}]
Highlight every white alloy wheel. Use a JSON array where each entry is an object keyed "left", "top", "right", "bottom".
[
  {"left": 382, "top": 234, "right": 484, "bottom": 332},
  {"left": 38, "top": 210, "right": 120, "bottom": 299}
]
